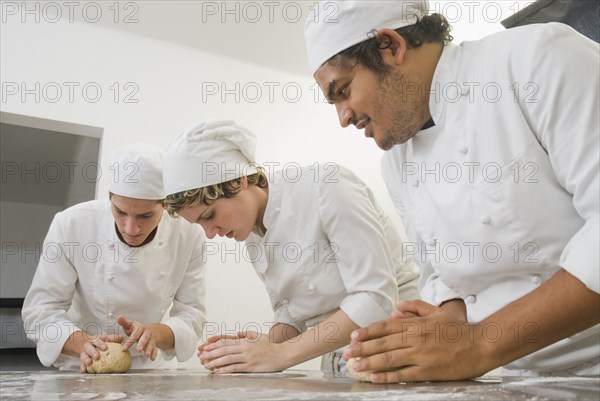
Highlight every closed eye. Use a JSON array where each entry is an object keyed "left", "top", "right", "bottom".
[
  {"left": 197, "top": 212, "right": 214, "bottom": 223},
  {"left": 338, "top": 84, "right": 348, "bottom": 97}
]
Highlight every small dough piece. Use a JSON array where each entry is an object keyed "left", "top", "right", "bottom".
[
  {"left": 347, "top": 357, "right": 374, "bottom": 382},
  {"left": 87, "top": 343, "right": 132, "bottom": 374}
]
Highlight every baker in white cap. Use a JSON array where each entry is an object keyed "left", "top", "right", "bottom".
[
  {"left": 305, "top": 0, "right": 599, "bottom": 383},
  {"left": 22, "top": 144, "right": 207, "bottom": 372},
  {"left": 163, "top": 120, "right": 420, "bottom": 374}
]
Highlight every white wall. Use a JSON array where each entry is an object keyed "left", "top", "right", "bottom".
[{"left": 0, "top": 12, "right": 394, "bottom": 370}]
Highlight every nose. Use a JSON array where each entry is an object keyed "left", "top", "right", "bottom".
[
  {"left": 200, "top": 221, "right": 218, "bottom": 239},
  {"left": 124, "top": 217, "right": 141, "bottom": 236},
  {"left": 336, "top": 102, "right": 354, "bottom": 128}
]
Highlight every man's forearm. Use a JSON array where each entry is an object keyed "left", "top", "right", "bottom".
[
  {"left": 478, "top": 268, "right": 600, "bottom": 372},
  {"left": 439, "top": 299, "right": 467, "bottom": 321},
  {"left": 150, "top": 323, "right": 175, "bottom": 349},
  {"left": 62, "top": 330, "right": 86, "bottom": 357}
]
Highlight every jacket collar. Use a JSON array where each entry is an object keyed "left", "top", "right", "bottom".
[{"left": 429, "top": 43, "right": 462, "bottom": 125}]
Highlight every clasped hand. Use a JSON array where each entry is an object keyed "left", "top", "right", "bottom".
[
  {"left": 197, "top": 331, "right": 286, "bottom": 373},
  {"left": 342, "top": 300, "right": 487, "bottom": 383}
]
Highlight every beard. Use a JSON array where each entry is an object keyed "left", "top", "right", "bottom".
[{"left": 373, "top": 69, "right": 429, "bottom": 150}]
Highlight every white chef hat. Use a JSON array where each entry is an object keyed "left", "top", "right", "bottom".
[
  {"left": 163, "top": 120, "right": 258, "bottom": 196},
  {"left": 304, "top": 0, "right": 429, "bottom": 74},
  {"left": 108, "top": 144, "right": 165, "bottom": 200}
]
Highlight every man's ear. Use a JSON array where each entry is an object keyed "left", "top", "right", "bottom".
[{"left": 377, "top": 28, "right": 408, "bottom": 65}]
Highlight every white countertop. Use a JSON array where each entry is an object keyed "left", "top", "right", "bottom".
[{"left": 1, "top": 369, "right": 598, "bottom": 401}]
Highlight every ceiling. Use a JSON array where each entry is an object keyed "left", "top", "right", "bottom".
[{"left": 78, "top": 1, "right": 315, "bottom": 77}]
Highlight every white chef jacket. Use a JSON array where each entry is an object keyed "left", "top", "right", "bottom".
[
  {"left": 246, "top": 164, "right": 420, "bottom": 333},
  {"left": 382, "top": 23, "right": 599, "bottom": 373},
  {"left": 22, "top": 200, "right": 207, "bottom": 369}
]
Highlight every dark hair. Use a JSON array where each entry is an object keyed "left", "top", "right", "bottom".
[{"left": 328, "top": 14, "right": 453, "bottom": 76}]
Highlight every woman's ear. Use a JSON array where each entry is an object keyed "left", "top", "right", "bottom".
[
  {"left": 240, "top": 176, "right": 248, "bottom": 188},
  {"left": 377, "top": 28, "right": 408, "bottom": 65}
]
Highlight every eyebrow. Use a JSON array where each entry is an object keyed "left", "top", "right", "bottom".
[
  {"left": 325, "top": 79, "right": 340, "bottom": 103},
  {"left": 113, "top": 205, "right": 154, "bottom": 218}
]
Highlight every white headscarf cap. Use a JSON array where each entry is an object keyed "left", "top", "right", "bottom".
[
  {"left": 108, "top": 144, "right": 165, "bottom": 200},
  {"left": 163, "top": 120, "right": 258, "bottom": 195},
  {"left": 304, "top": 1, "right": 429, "bottom": 74}
]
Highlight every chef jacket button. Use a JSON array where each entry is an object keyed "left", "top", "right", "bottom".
[
  {"left": 108, "top": 242, "right": 115, "bottom": 249},
  {"left": 531, "top": 274, "right": 542, "bottom": 285},
  {"left": 160, "top": 272, "right": 166, "bottom": 277},
  {"left": 275, "top": 207, "right": 281, "bottom": 212},
  {"left": 108, "top": 312, "right": 114, "bottom": 318},
  {"left": 479, "top": 216, "right": 491, "bottom": 225},
  {"left": 459, "top": 146, "right": 469, "bottom": 155},
  {"left": 461, "top": 86, "right": 470, "bottom": 96},
  {"left": 282, "top": 299, "right": 289, "bottom": 306},
  {"left": 308, "top": 284, "right": 316, "bottom": 292},
  {"left": 108, "top": 275, "right": 114, "bottom": 281},
  {"left": 412, "top": 180, "right": 420, "bottom": 187},
  {"left": 465, "top": 295, "right": 477, "bottom": 304},
  {"left": 427, "top": 238, "right": 437, "bottom": 247}
]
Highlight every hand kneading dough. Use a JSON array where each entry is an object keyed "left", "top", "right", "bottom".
[
  {"left": 347, "top": 357, "right": 373, "bottom": 382},
  {"left": 87, "top": 343, "right": 132, "bottom": 374}
]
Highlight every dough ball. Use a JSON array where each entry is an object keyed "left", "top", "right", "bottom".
[
  {"left": 87, "top": 343, "right": 132, "bottom": 374},
  {"left": 347, "top": 357, "right": 374, "bottom": 382}
]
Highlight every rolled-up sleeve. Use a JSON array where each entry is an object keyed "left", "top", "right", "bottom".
[
  {"left": 21, "top": 213, "right": 82, "bottom": 367},
  {"left": 317, "top": 166, "right": 410, "bottom": 327},
  {"left": 340, "top": 291, "right": 391, "bottom": 327},
  {"left": 161, "top": 230, "right": 207, "bottom": 361}
]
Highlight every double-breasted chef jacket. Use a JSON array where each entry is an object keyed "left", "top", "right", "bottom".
[
  {"left": 382, "top": 23, "right": 599, "bottom": 373},
  {"left": 22, "top": 200, "right": 207, "bottom": 369}
]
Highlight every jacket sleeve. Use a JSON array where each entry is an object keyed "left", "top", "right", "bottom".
[
  {"left": 518, "top": 24, "right": 599, "bottom": 293},
  {"left": 21, "top": 212, "right": 82, "bottom": 367},
  {"left": 316, "top": 165, "right": 419, "bottom": 327},
  {"left": 161, "top": 227, "right": 207, "bottom": 361}
]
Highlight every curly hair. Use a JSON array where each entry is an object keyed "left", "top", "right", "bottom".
[
  {"left": 327, "top": 14, "right": 453, "bottom": 76},
  {"left": 164, "top": 167, "right": 268, "bottom": 217}
]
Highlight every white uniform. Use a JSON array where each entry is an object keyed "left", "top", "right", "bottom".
[
  {"left": 22, "top": 200, "right": 207, "bottom": 369},
  {"left": 246, "top": 165, "right": 420, "bottom": 332},
  {"left": 382, "top": 23, "right": 599, "bottom": 373}
]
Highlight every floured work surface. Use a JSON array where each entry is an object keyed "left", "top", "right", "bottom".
[{"left": 1, "top": 369, "right": 598, "bottom": 401}]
